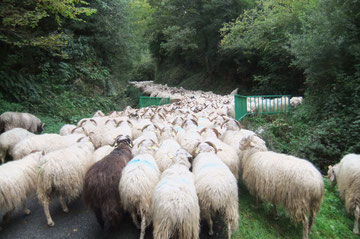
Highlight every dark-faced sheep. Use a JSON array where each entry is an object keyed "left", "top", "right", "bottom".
[
  {"left": 0, "top": 112, "right": 44, "bottom": 134},
  {"left": 83, "top": 135, "right": 133, "bottom": 232}
]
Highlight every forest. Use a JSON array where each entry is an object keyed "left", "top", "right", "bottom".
[{"left": 0, "top": 0, "right": 360, "bottom": 238}]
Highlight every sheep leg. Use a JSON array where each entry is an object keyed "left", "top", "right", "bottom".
[
  {"left": 131, "top": 212, "right": 141, "bottom": 229},
  {"left": 273, "top": 205, "right": 279, "bottom": 220},
  {"left": 302, "top": 213, "right": 309, "bottom": 239},
  {"left": 204, "top": 212, "right": 214, "bottom": 236},
  {"left": 43, "top": 199, "right": 55, "bottom": 226},
  {"left": 0, "top": 150, "right": 5, "bottom": 164},
  {"left": 23, "top": 202, "right": 31, "bottom": 215},
  {"left": 59, "top": 196, "right": 69, "bottom": 213},
  {"left": 353, "top": 205, "right": 360, "bottom": 234},
  {"left": 227, "top": 219, "right": 232, "bottom": 239},
  {"left": 140, "top": 210, "right": 146, "bottom": 239},
  {"left": 94, "top": 208, "right": 104, "bottom": 229},
  {"left": 2, "top": 208, "right": 14, "bottom": 222},
  {"left": 255, "top": 197, "right": 261, "bottom": 209},
  {"left": 308, "top": 209, "right": 316, "bottom": 233}
]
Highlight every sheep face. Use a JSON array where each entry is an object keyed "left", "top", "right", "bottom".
[
  {"left": 37, "top": 122, "right": 45, "bottom": 134},
  {"left": 195, "top": 142, "right": 216, "bottom": 154},
  {"left": 174, "top": 148, "right": 192, "bottom": 169},
  {"left": 326, "top": 165, "right": 337, "bottom": 185},
  {"left": 114, "top": 135, "right": 133, "bottom": 149}
]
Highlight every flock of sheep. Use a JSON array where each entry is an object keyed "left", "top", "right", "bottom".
[{"left": 0, "top": 81, "right": 358, "bottom": 239}]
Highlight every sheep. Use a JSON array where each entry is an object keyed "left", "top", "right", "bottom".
[
  {"left": 326, "top": 154, "right": 360, "bottom": 234},
  {"left": 11, "top": 133, "right": 84, "bottom": 160},
  {"left": 192, "top": 142, "right": 239, "bottom": 239},
  {"left": 0, "top": 112, "right": 44, "bottom": 134},
  {"left": 0, "top": 128, "right": 35, "bottom": 164},
  {"left": 154, "top": 139, "right": 181, "bottom": 172},
  {"left": 59, "top": 124, "right": 77, "bottom": 136},
  {"left": 83, "top": 135, "right": 133, "bottom": 231},
  {"left": 152, "top": 148, "right": 200, "bottom": 239},
  {"left": 94, "top": 145, "right": 114, "bottom": 162},
  {"left": 37, "top": 137, "right": 95, "bottom": 226},
  {"left": 93, "top": 110, "right": 105, "bottom": 117},
  {"left": 119, "top": 144, "right": 160, "bottom": 239},
  {"left": 199, "top": 128, "right": 239, "bottom": 179},
  {"left": 239, "top": 135, "right": 324, "bottom": 239},
  {"left": 290, "top": 96, "right": 304, "bottom": 107},
  {"left": 177, "top": 128, "right": 202, "bottom": 157},
  {"left": 0, "top": 152, "right": 42, "bottom": 229},
  {"left": 158, "top": 125, "right": 177, "bottom": 143}
]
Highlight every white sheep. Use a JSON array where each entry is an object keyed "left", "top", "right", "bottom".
[
  {"left": 199, "top": 128, "right": 239, "bottom": 179},
  {"left": 0, "top": 152, "right": 42, "bottom": 229},
  {"left": 154, "top": 139, "right": 181, "bottom": 172},
  {"left": 37, "top": 137, "right": 95, "bottom": 226},
  {"left": 59, "top": 124, "right": 77, "bottom": 136},
  {"left": 0, "top": 128, "right": 35, "bottom": 164},
  {"left": 94, "top": 145, "right": 114, "bottom": 162},
  {"left": 239, "top": 135, "right": 324, "bottom": 239},
  {"left": 152, "top": 148, "right": 200, "bottom": 239},
  {"left": 192, "top": 142, "right": 239, "bottom": 239},
  {"left": 11, "top": 133, "right": 84, "bottom": 160},
  {"left": 327, "top": 154, "right": 360, "bottom": 234},
  {"left": 119, "top": 139, "right": 160, "bottom": 239},
  {"left": 290, "top": 96, "right": 304, "bottom": 107}
]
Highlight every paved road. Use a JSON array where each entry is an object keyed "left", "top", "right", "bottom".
[{"left": 0, "top": 195, "right": 228, "bottom": 239}]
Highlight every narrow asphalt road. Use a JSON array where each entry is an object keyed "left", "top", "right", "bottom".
[{"left": 0, "top": 195, "right": 228, "bottom": 239}]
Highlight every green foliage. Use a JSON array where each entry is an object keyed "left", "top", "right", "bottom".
[
  {"left": 160, "top": 26, "right": 198, "bottom": 56},
  {"left": 0, "top": 0, "right": 96, "bottom": 51},
  {"left": 220, "top": 0, "right": 310, "bottom": 94},
  {"left": 148, "top": 0, "right": 251, "bottom": 86}
]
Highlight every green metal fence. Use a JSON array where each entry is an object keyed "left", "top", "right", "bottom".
[
  {"left": 139, "top": 96, "right": 171, "bottom": 108},
  {"left": 235, "top": 95, "right": 291, "bottom": 121}
]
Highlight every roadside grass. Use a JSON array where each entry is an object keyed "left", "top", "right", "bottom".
[{"left": 233, "top": 179, "right": 357, "bottom": 239}]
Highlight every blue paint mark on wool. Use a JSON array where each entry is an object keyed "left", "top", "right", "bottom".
[
  {"left": 198, "top": 163, "right": 224, "bottom": 171},
  {"left": 156, "top": 177, "right": 192, "bottom": 190},
  {"left": 128, "top": 158, "right": 157, "bottom": 170}
]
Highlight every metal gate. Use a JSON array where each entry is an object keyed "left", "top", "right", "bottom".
[
  {"left": 235, "top": 95, "right": 291, "bottom": 121},
  {"left": 139, "top": 96, "right": 171, "bottom": 108}
]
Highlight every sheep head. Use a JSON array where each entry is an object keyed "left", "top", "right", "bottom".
[
  {"left": 325, "top": 165, "right": 337, "bottom": 185},
  {"left": 194, "top": 142, "right": 217, "bottom": 155},
  {"left": 114, "top": 135, "right": 133, "bottom": 149},
  {"left": 174, "top": 148, "right": 192, "bottom": 169},
  {"left": 239, "top": 135, "right": 266, "bottom": 152},
  {"left": 37, "top": 122, "right": 45, "bottom": 133}
]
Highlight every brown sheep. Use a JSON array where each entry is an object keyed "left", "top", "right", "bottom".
[{"left": 83, "top": 135, "right": 133, "bottom": 232}]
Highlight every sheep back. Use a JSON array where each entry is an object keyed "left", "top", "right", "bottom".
[
  {"left": 83, "top": 143, "right": 132, "bottom": 227},
  {"left": 37, "top": 141, "right": 95, "bottom": 203},
  {"left": 0, "top": 152, "right": 41, "bottom": 211},
  {"left": 0, "top": 112, "right": 43, "bottom": 134}
]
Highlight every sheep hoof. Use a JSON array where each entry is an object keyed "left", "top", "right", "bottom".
[
  {"left": 24, "top": 209, "right": 31, "bottom": 215},
  {"left": 63, "top": 208, "right": 69, "bottom": 213},
  {"left": 209, "top": 230, "right": 214, "bottom": 236},
  {"left": 353, "top": 228, "right": 359, "bottom": 234},
  {"left": 48, "top": 221, "right": 55, "bottom": 227}
]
